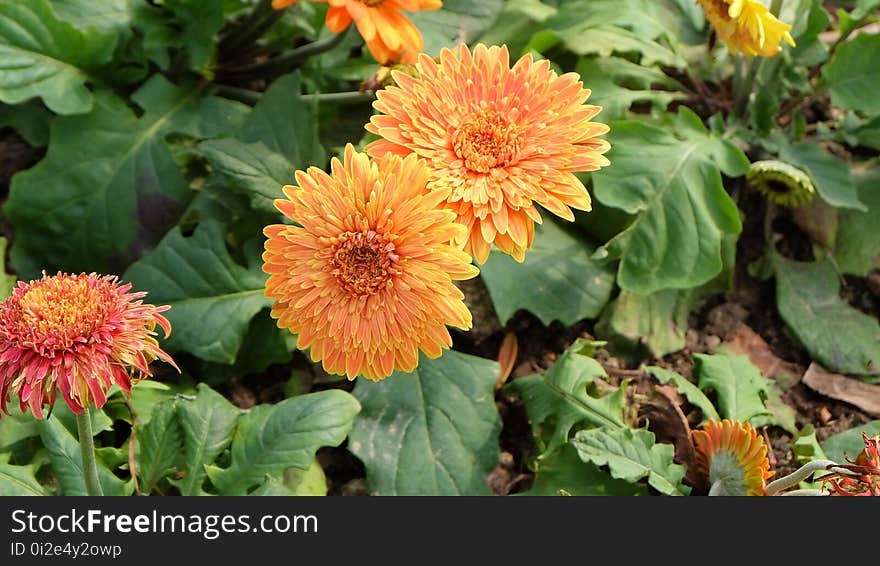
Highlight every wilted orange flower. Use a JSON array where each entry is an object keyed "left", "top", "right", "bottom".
[
  {"left": 0, "top": 273, "right": 177, "bottom": 419},
  {"left": 299, "top": 0, "right": 442, "bottom": 65},
  {"left": 821, "top": 433, "right": 880, "bottom": 496},
  {"left": 366, "top": 44, "right": 611, "bottom": 263},
  {"left": 698, "top": 0, "right": 796, "bottom": 57},
  {"left": 693, "top": 419, "right": 775, "bottom": 496},
  {"left": 263, "top": 144, "right": 478, "bottom": 381}
]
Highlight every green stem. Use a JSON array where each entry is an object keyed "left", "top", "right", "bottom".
[
  {"left": 212, "top": 85, "right": 374, "bottom": 106},
  {"left": 218, "top": 0, "right": 277, "bottom": 55},
  {"left": 219, "top": 26, "right": 352, "bottom": 79},
  {"left": 733, "top": 0, "right": 783, "bottom": 118},
  {"left": 75, "top": 409, "right": 103, "bottom": 497},
  {"left": 764, "top": 459, "right": 837, "bottom": 496}
]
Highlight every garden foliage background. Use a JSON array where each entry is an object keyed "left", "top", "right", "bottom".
[{"left": 0, "top": 0, "right": 878, "bottom": 496}]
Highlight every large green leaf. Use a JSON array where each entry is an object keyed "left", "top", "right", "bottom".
[
  {"left": 522, "top": 443, "right": 648, "bottom": 496},
  {"left": 0, "top": 0, "right": 116, "bottom": 114},
  {"left": 0, "top": 99, "right": 51, "bottom": 146},
  {"left": 571, "top": 427, "right": 690, "bottom": 496},
  {"left": 5, "top": 76, "right": 248, "bottom": 278},
  {"left": 123, "top": 220, "right": 271, "bottom": 363},
  {"left": 694, "top": 352, "right": 774, "bottom": 425},
  {"left": 835, "top": 167, "right": 880, "bottom": 276},
  {"left": 0, "top": 411, "right": 40, "bottom": 451},
  {"left": 50, "top": 0, "right": 131, "bottom": 32},
  {"left": 408, "top": 0, "right": 505, "bottom": 57},
  {"left": 198, "top": 139, "right": 292, "bottom": 215},
  {"left": 475, "top": 0, "right": 556, "bottom": 57},
  {"left": 506, "top": 339, "right": 627, "bottom": 456},
  {"left": 38, "top": 416, "right": 132, "bottom": 496},
  {"left": 349, "top": 350, "right": 501, "bottom": 495},
  {"left": 774, "top": 255, "right": 880, "bottom": 375},
  {"left": 239, "top": 72, "right": 325, "bottom": 169},
  {"left": 136, "top": 398, "right": 183, "bottom": 494},
  {"left": 593, "top": 107, "right": 748, "bottom": 294},
  {"left": 207, "top": 390, "right": 360, "bottom": 495},
  {"left": 647, "top": 366, "right": 720, "bottom": 424},
  {"left": 0, "top": 452, "right": 44, "bottom": 495},
  {"left": 595, "top": 289, "right": 688, "bottom": 359},
  {"left": 170, "top": 384, "right": 241, "bottom": 496},
  {"left": 480, "top": 220, "right": 615, "bottom": 326},
  {"left": 575, "top": 57, "right": 685, "bottom": 121},
  {"left": 776, "top": 139, "right": 865, "bottom": 211},
  {"left": 822, "top": 33, "right": 880, "bottom": 116}
]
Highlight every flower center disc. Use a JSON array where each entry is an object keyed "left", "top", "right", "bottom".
[
  {"left": 15, "top": 277, "right": 108, "bottom": 350},
  {"left": 331, "top": 231, "right": 399, "bottom": 296},
  {"left": 453, "top": 112, "right": 523, "bottom": 173}
]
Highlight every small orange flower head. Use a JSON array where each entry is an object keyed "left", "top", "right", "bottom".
[
  {"left": 263, "top": 144, "right": 478, "bottom": 381},
  {"left": 315, "top": 0, "right": 441, "bottom": 65},
  {"left": 693, "top": 419, "right": 775, "bottom": 496},
  {"left": 822, "top": 433, "right": 880, "bottom": 496},
  {"left": 698, "top": 0, "right": 796, "bottom": 57},
  {"left": 0, "top": 273, "right": 178, "bottom": 419},
  {"left": 272, "top": 0, "right": 300, "bottom": 9},
  {"left": 366, "top": 44, "right": 611, "bottom": 264}
]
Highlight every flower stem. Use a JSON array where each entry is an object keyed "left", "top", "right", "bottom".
[
  {"left": 764, "top": 459, "right": 837, "bottom": 496},
  {"left": 733, "top": 0, "right": 784, "bottom": 118},
  {"left": 218, "top": 26, "right": 351, "bottom": 79},
  {"left": 75, "top": 409, "right": 104, "bottom": 497}
]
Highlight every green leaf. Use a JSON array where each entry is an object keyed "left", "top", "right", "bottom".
[
  {"left": 163, "top": 0, "right": 225, "bottom": 75},
  {"left": 0, "top": 411, "right": 40, "bottom": 451},
  {"left": 822, "top": 33, "right": 880, "bottom": 116},
  {"left": 694, "top": 352, "right": 774, "bottom": 425},
  {"left": 0, "top": 100, "right": 51, "bottom": 146},
  {"left": 50, "top": 0, "right": 132, "bottom": 32},
  {"left": 505, "top": 339, "right": 627, "bottom": 455},
  {"left": 571, "top": 427, "right": 690, "bottom": 496},
  {"left": 593, "top": 107, "right": 747, "bottom": 294},
  {"left": 5, "top": 76, "right": 248, "bottom": 278},
  {"left": 171, "top": 383, "right": 241, "bottom": 496},
  {"left": 51, "top": 401, "right": 113, "bottom": 439},
  {"left": 239, "top": 72, "right": 324, "bottom": 169},
  {"left": 480, "top": 220, "right": 615, "bottom": 326},
  {"left": 776, "top": 139, "right": 865, "bottom": 211},
  {"left": 574, "top": 57, "right": 685, "bottom": 121},
  {"left": 38, "top": 416, "right": 132, "bottom": 496},
  {"left": 835, "top": 167, "right": 880, "bottom": 276},
  {"left": 521, "top": 443, "right": 648, "bottom": 496},
  {"left": 198, "top": 139, "right": 292, "bottom": 215},
  {"left": 0, "top": 0, "right": 116, "bottom": 114},
  {"left": 0, "top": 452, "right": 44, "bottom": 495},
  {"left": 773, "top": 255, "right": 880, "bottom": 374},
  {"left": 475, "top": 0, "right": 556, "bottom": 57},
  {"left": 123, "top": 220, "right": 271, "bottom": 363},
  {"left": 207, "top": 390, "right": 360, "bottom": 495},
  {"left": 409, "top": 0, "right": 504, "bottom": 56},
  {"left": 349, "top": 350, "right": 501, "bottom": 495},
  {"left": 136, "top": 398, "right": 183, "bottom": 494},
  {"left": 821, "top": 420, "right": 880, "bottom": 463},
  {"left": 595, "top": 289, "right": 688, "bottom": 360},
  {"left": 647, "top": 366, "right": 720, "bottom": 424},
  {"left": 0, "top": 237, "right": 16, "bottom": 301}
]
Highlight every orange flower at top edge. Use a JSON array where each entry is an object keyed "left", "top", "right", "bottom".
[
  {"left": 262, "top": 144, "right": 478, "bottom": 382},
  {"left": 317, "top": 0, "right": 441, "bottom": 65},
  {"left": 0, "top": 273, "right": 178, "bottom": 419},
  {"left": 272, "top": 0, "right": 299, "bottom": 9},
  {"left": 365, "top": 44, "right": 611, "bottom": 264},
  {"left": 698, "top": 0, "right": 796, "bottom": 57},
  {"left": 693, "top": 419, "right": 775, "bottom": 496}
]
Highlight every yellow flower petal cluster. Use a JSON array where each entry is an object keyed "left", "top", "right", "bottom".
[{"left": 698, "top": 0, "right": 796, "bottom": 57}]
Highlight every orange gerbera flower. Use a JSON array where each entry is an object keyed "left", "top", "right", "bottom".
[
  {"left": 263, "top": 144, "right": 478, "bottom": 381},
  {"left": 365, "top": 44, "right": 611, "bottom": 263},
  {"left": 0, "top": 273, "right": 178, "bottom": 419},
  {"left": 698, "top": 0, "right": 796, "bottom": 57},
  {"left": 693, "top": 419, "right": 775, "bottom": 496},
  {"left": 272, "top": 0, "right": 299, "bottom": 9}
]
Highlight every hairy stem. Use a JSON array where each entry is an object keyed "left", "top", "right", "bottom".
[
  {"left": 219, "top": 26, "right": 352, "bottom": 79},
  {"left": 75, "top": 409, "right": 104, "bottom": 497},
  {"left": 764, "top": 459, "right": 837, "bottom": 496}
]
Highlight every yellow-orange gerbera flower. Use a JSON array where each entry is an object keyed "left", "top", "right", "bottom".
[
  {"left": 698, "top": 0, "right": 796, "bottom": 57},
  {"left": 365, "top": 44, "right": 611, "bottom": 263},
  {"left": 263, "top": 144, "right": 478, "bottom": 381},
  {"left": 0, "top": 273, "right": 178, "bottom": 419},
  {"left": 307, "top": 0, "right": 442, "bottom": 65},
  {"left": 693, "top": 419, "right": 775, "bottom": 496}
]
